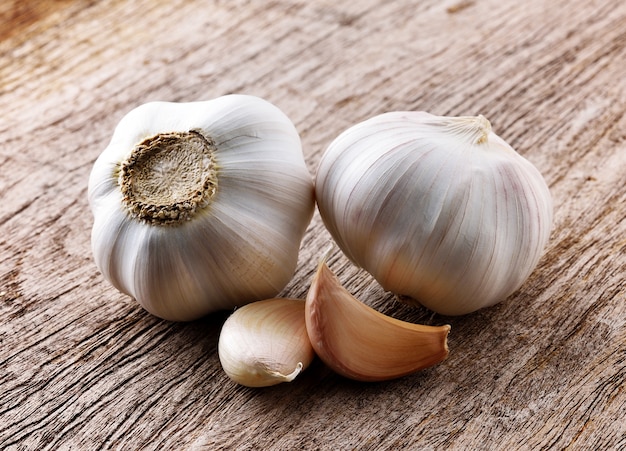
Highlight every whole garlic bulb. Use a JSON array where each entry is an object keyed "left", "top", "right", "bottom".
[
  {"left": 315, "top": 112, "right": 553, "bottom": 316},
  {"left": 88, "top": 95, "right": 314, "bottom": 321}
]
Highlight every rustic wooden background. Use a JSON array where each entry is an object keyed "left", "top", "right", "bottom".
[{"left": 1, "top": 0, "right": 625, "bottom": 449}]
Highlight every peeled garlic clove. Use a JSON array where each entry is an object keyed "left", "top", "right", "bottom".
[
  {"left": 88, "top": 95, "right": 314, "bottom": 321},
  {"left": 218, "top": 298, "right": 315, "bottom": 387},
  {"left": 315, "top": 112, "right": 553, "bottom": 315},
  {"left": 305, "top": 260, "right": 450, "bottom": 382}
]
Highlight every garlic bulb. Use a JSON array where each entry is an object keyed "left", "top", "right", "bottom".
[
  {"left": 306, "top": 259, "right": 450, "bottom": 382},
  {"left": 218, "top": 298, "right": 314, "bottom": 387},
  {"left": 88, "top": 95, "right": 314, "bottom": 321},
  {"left": 315, "top": 112, "right": 553, "bottom": 316}
]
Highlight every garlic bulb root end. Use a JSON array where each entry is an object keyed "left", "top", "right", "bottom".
[{"left": 119, "top": 130, "right": 218, "bottom": 225}]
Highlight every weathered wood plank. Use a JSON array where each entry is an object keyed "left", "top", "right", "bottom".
[{"left": 1, "top": 0, "right": 625, "bottom": 449}]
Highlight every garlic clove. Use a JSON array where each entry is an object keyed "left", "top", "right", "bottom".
[
  {"left": 305, "top": 260, "right": 450, "bottom": 382},
  {"left": 218, "top": 298, "right": 315, "bottom": 387}
]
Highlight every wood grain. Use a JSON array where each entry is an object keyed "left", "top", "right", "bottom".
[{"left": 1, "top": 0, "right": 625, "bottom": 449}]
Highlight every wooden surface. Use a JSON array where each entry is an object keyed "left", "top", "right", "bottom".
[{"left": 1, "top": 1, "right": 625, "bottom": 449}]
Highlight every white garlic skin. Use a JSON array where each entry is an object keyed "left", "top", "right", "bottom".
[
  {"left": 315, "top": 112, "right": 553, "bottom": 316},
  {"left": 88, "top": 95, "right": 314, "bottom": 321}
]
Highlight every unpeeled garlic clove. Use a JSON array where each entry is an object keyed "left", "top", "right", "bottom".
[
  {"left": 305, "top": 260, "right": 450, "bottom": 382},
  {"left": 218, "top": 298, "right": 315, "bottom": 387}
]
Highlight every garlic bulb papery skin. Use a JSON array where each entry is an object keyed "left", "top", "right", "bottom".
[
  {"left": 88, "top": 95, "right": 314, "bottom": 321},
  {"left": 315, "top": 112, "right": 553, "bottom": 316},
  {"left": 218, "top": 298, "right": 314, "bottom": 387}
]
